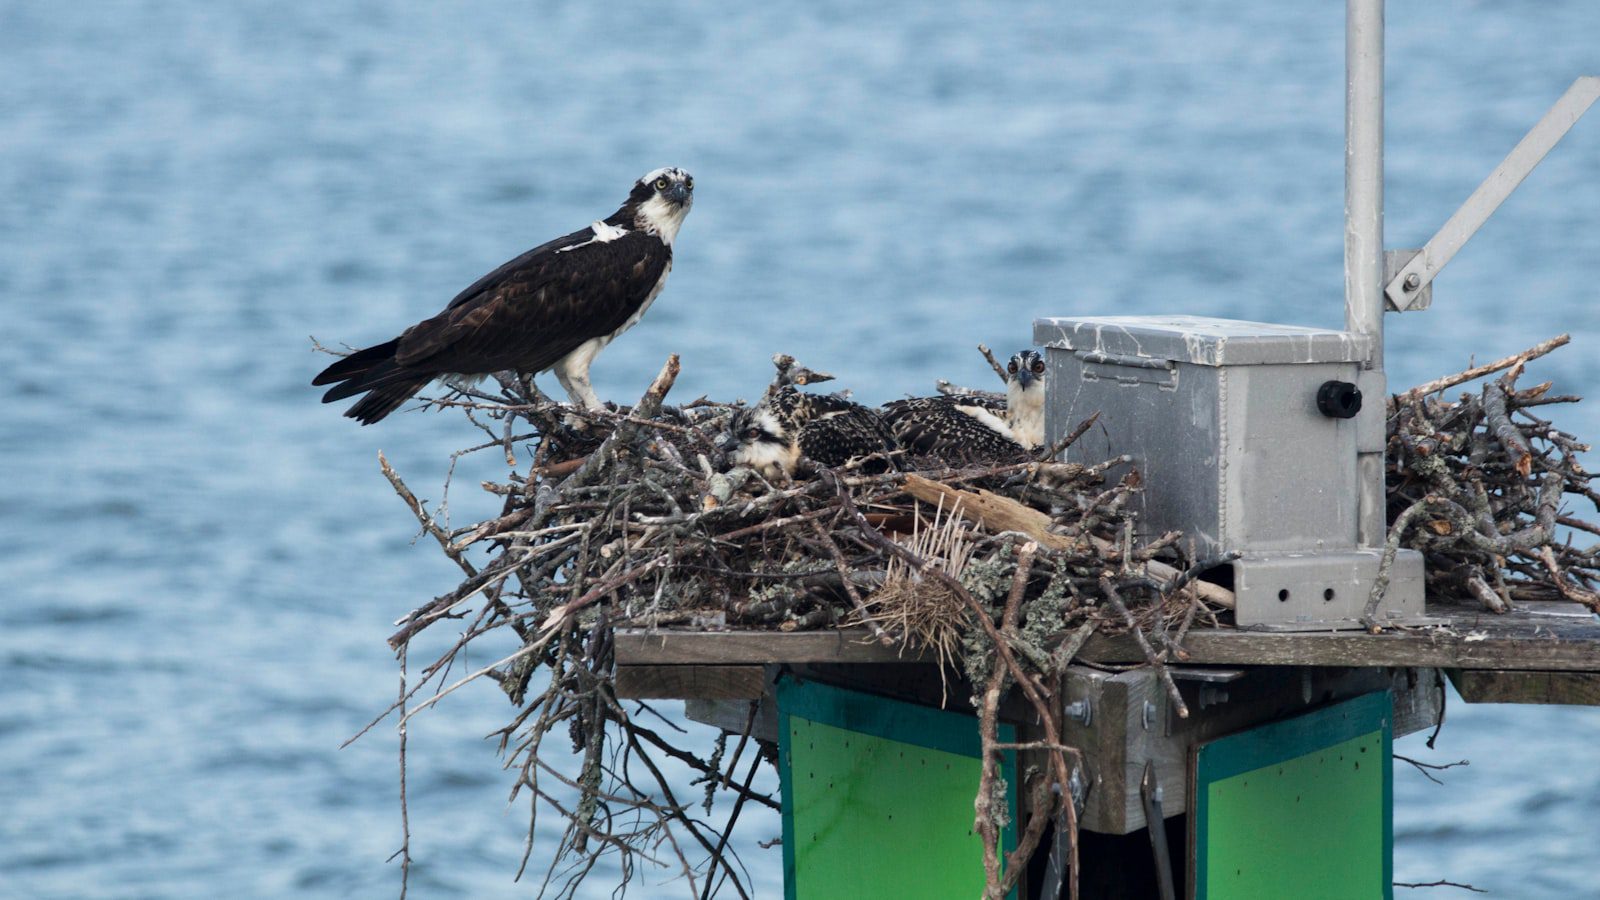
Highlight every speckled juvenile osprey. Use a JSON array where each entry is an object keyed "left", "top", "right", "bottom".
[
  {"left": 722, "top": 386, "right": 899, "bottom": 479},
  {"left": 313, "top": 167, "right": 694, "bottom": 424},
  {"left": 882, "top": 350, "right": 1048, "bottom": 460}
]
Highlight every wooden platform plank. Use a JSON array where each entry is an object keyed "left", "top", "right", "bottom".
[
  {"left": 1079, "top": 627, "right": 1600, "bottom": 671},
  {"left": 1447, "top": 669, "right": 1600, "bottom": 705},
  {"left": 616, "top": 629, "right": 917, "bottom": 665},
  {"left": 614, "top": 664, "right": 766, "bottom": 699},
  {"left": 616, "top": 603, "right": 1600, "bottom": 672}
]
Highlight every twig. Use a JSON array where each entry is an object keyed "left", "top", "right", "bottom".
[
  {"left": 976, "top": 542, "right": 1035, "bottom": 898},
  {"left": 701, "top": 753, "right": 766, "bottom": 900},
  {"left": 1484, "top": 377, "right": 1534, "bottom": 476},
  {"left": 1038, "top": 412, "right": 1100, "bottom": 462},
  {"left": 541, "top": 557, "right": 668, "bottom": 632},
  {"left": 977, "top": 344, "right": 1009, "bottom": 384},
  {"left": 1394, "top": 754, "right": 1470, "bottom": 786},
  {"left": 811, "top": 516, "right": 894, "bottom": 646},
  {"left": 1362, "top": 496, "right": 1438, "bottom": 632},
  {"left": 1100, "top": 576, "right": 1189, "bottom": 719},
  {"left": 533, "top": 456, "right": 589, "bottom": 479},
  {"left": 392, "top": 645, "right": 412, "bottom": 898},
  {"left": 379, "top": 451, "right": 477, "bottom": 578},
  {"left": 1396, "top": 333, "right": 1568, "bottom": 403},
  {"left": 1394, "top": 879, "right": 1487, "bottom": 893}
]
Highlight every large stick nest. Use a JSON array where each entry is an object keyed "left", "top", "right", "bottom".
[{"left": 346, "top": 335, "right": 1599, "bottom": 898}]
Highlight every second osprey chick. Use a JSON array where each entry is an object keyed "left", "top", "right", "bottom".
[
  {"left": 722, "top": 386, "right": 897, "bottom": 479},
  {"left": 1004, "top": 349, "right": 1047, "bottom": 449}
]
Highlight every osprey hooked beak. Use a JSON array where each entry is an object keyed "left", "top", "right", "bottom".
[{"left": 667, "top": 181, "right": 691, "bottom": 205}]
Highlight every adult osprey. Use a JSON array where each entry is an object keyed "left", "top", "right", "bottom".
[{"left": 313, "top": 167, "right": 694, "bottom": 424}]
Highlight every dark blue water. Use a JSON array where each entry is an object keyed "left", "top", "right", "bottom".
[{"left": 3, "top": 3, "right": 1598, "bottom": 896}]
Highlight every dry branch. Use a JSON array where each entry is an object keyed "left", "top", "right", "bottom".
[
  {"left": 1381, "top": 336, "right": 1600, "bottom": 622},
  {"left": 1395, "top": 333, "right": 1569, "bottom": 404}
]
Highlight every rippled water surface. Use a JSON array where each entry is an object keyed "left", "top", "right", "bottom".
[{"left": 3, "top": 2, "right": 1599, "bottom": 897}]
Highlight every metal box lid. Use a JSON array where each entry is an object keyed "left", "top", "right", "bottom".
[{"left": 1033, "top": 315, "right": 1372, "bottom": 367}]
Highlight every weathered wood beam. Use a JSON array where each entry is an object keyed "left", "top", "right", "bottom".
[
  {"left": 616, "top": 612, "right": 1600, "bottom": 672},
  {"left": 617, "top": 628, "right": 920, "bottom": 665},
  {"left": 1080, "top": 627, "right": 1600, "bottom": 671},
  {"left": 614, "top": 664, "right": 767, "bottom": 699},
  {"left": 1447, "top": 669, "right": 1600, "bottom": 705}
]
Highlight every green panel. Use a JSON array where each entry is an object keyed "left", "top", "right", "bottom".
[
  {"left": 1194, "top": 691, "right": 1393, "bottom": 900},
  {"left": 777, "top": 678, "right": 1015, "bottom": 900}
]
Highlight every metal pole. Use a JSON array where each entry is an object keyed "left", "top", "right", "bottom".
[
  {"left": 1345, "top": 0, "right": 1384, "bottom": 361},
  {"left": 1346, "top": 0, "right": 1386, "bottom": 547}
]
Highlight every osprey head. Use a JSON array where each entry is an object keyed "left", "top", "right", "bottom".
[
  {"left": 1005, "top": 349, "right": 1047, "bottom": 449},
  {"left": 624, "top": 167, "right": 694, "bottom": 244},
  {"left": 1006, "top": 349, "right": 1046, "bottom": 392},
  {"left": 721, "top": 406, "right": 800, "bottom": 480}
]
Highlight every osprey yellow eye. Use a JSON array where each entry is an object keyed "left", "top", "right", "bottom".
[
  {"left": 1008, "top": 360, "right": 1019, "bottom": 374},
  {"left": 1031, "top": 359, "right": 1045, "bottom": 374},
  {"left": 654, "top": 177, "right": 670, "bottom": 190}
]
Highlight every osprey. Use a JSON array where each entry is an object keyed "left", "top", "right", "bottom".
[
  {"left": 313, "top": 167, "right": 694, "bottom": 424},
  {"left": 882, "top": 350, "right": 1048, "bottom": 460},
  {"left": 722, "top": 386, "right": 898, "bottom": 479},
  {"left": 1003, "top": 349, "right": 1047, "bottom": 449}
]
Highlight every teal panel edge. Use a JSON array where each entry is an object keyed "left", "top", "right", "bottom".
[
  {"left": 777, "top": 675, "right": 1017, "bottom": 900},
  {"left": 1192, "top": 690, "right": 1394, "bottom": 900}
]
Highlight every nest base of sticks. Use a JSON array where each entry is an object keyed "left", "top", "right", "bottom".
[{"left": 346, "top": 336, "right": 1600, "bottom": 899}]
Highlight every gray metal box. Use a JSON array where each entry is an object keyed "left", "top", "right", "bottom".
[{"left": 1034, "top": 315, "right": 1425, "bottom": 628}]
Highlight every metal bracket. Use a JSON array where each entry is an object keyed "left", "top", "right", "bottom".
[
  {"left": 1140, "top": 761, "right": 1177, "bottom": 900},
  {"left": 1383, "top": 250, "right": 1430, "bottom": 311},
  {"left": 1385, "top": 76, "right": 1600, "bottom": 311},
  {"left": 1041, "top": 771, "right": 1090, "bottom": 900}
]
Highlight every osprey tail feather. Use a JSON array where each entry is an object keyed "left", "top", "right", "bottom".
[
  {"left": 341, "top": 374, "right": 433, "bottom": 425},
  {"left": 312, "top": 339, "right": 399, "bottom": 387},
  {"left": 313, "top": 340, "right": 431, "bottom": 424}
]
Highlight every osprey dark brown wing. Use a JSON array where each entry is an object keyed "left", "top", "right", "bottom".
[{"left": 391, "top": 229, "right": 670, "bottom": 375}]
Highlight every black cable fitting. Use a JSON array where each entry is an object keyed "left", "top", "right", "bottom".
[{"left": 1316, "top": 380, "right": 1363, "bottom": 419}]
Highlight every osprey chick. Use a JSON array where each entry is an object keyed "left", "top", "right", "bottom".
[
  {"left": 882, "top": 394, "right": 1023, "bottom": 462},
  {"left": 722, "top": 386, "right": 898, "bottom": 479},
  {"left": 1004, "top": 349, "right": 1047, "bottom": 449},
  {"left": 313, "top": 167, "right": 694, "bottom": 424},
  {"left": 882, "top": 349, "right": 1049, "bottom": 461}
]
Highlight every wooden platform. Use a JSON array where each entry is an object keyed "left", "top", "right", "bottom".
[
  {"left": 616, "top": 601, "right": 1600, "bottom": 705},
  {"left": 613, "top": 599, "right": 1599, "bottom": 841},
  {"left": 619, "top": 601, "right": 1598, "bottom": 670}
]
